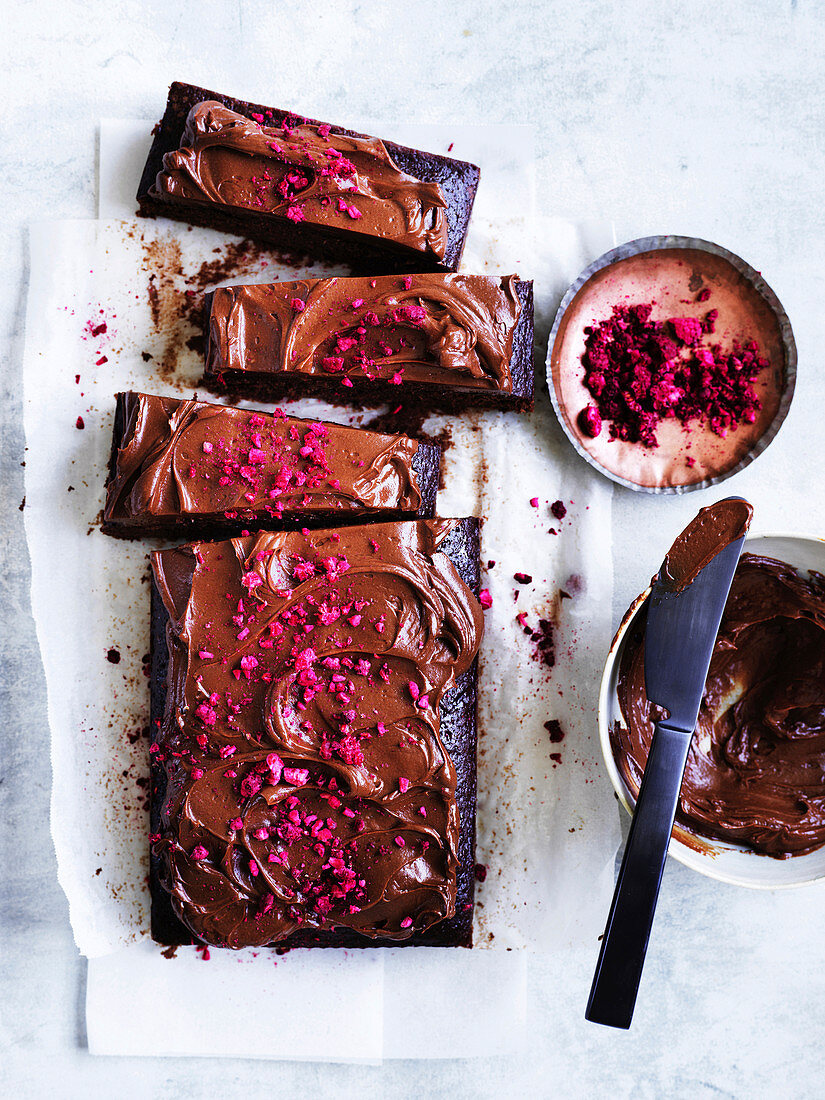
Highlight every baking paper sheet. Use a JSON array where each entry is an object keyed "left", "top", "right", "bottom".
[{"left": 24, "top": 118, "right": 619, "bottom": 1060}]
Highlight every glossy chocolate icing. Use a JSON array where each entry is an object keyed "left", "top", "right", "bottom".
[
  {"left": 104, "top": 392, "right": 429, "bottom": 528},
  {"left": 151, "top": 521, "right": 484, "bottom": 947},
  {"left": 615, "top": 553, "right": 825, "bottom": 856},
  {"left": 661, "top": 498, "right": 753, "bottom": 592},
  {"left": 152, "top": 101, "right": 448, "bottom": 259},
  {"left": 205, "top": 274, "right": 522, "bottom": 392}
]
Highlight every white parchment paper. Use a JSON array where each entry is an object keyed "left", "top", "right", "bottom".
[{"left": 24, "top": 119, "right": 619, "bottom": 1060}]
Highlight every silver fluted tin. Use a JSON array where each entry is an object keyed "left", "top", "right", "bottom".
[{"left": 545, "top": 235, "right": 797, "bottom": 494}]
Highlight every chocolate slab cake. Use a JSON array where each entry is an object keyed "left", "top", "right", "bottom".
[
  {"left": 149, "top": 519, "right": 482, "bottom": 949},
  {"left": 137, "top": 82, "right": 480, "bottom": 274},
  {"left": 103, "top": 392, "right": 439, "bottom": 538},
  {"left": 203, "top": 273, "right": 534, "bottom": 411}
]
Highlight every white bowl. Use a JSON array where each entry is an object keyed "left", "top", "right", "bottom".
[{"left": 599, "top": 533, "right": 825, "bottom": 888}]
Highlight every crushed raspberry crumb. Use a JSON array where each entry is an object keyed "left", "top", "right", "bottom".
[
  {"left": 578, "top": 405, "right": 603, "bottom": 438},
  {"left": 76, "top": 416, "right": 85, "bottom": 429},
  {"left": 283, "top": 767, "right": 310, "bottom": 785},
  {"left": 241, "top": 571, "right": 263, "bottom": 593},
  {"left": 514, "top": 572, "right": 533, "bottom": 584},
  {"left": 517, "top": 613, "right": 556, "bottom": 670},
  {"left": 195, "top": 703, "right": 217, "bottom": 726},
  {"left": 550, "top": 500, "right": 567, "bottom": 520},
  {"left": 544, "top": 719, "right": 565, "bottom": 743},
  {"left": 479, "top": 588, "right": 493, "bottom": 609},
  {"left": 578, "top": 302, "right": 766, "bottom": 448},
  {"left": 240, "top": 773, "right": 262, "bottom": 799}
]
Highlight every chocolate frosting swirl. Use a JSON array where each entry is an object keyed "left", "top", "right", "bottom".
[
  {"left": 615, "top": 553, "right": 825, "bottom": 856},
  {"left": 206, "top": 274, "right": 522, "bottom": 391},
  {"left": 660, "top": 498, "right": 752, "bottom": 593},
  {"left": 151, "top": 101, "right": 448, "bottom": 258},
  {"left": 104, "top": 392, "right": 426, "bottom": 525},
  {"left": 151, "top": 521, "right": 483, "bottom": 946}
]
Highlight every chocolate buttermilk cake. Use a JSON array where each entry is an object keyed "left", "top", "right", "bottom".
[
  {"left": 204, "top": 273, "right": 534, "bottom": 411},
  {"left": 149, "top": 519, "right": 483, "bottom": 948},
  {"left": 137, "top": 82, "right": 480, "bottom": 274},
  {"left": 103, "top": 392, "right": 440, "bottom": 538}
]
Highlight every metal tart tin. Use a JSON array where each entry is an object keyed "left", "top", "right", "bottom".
[
  {"left": 599, "top": 533, "right": 825, "bottom": 889},
  {"left": 546, "top": 236, "right": 797, "bottom": 494}
]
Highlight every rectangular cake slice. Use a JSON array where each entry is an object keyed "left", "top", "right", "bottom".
[
  {"left": 137, "top": 82, "right": 480, "bottom": 274},
  {"left": 149, "top": 519, "right": 482, "bottom": 949},
  {"left": 103, "top": 392, "right": 440, "bottom": 538},
  {"left": 203, "top": 273, "right": 534, "bottom": 411}
]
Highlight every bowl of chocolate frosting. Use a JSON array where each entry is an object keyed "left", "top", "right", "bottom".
[{"left": 600, "top": 533, "right": 825, "bottom": 887}]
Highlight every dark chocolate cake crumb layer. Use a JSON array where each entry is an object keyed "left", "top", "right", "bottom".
[
  {"left": 103, "top": 392, "right": 439, "bottom": 538},
  {"left": 138, "top": 83, "right": 480, "bottom": 275},
  {"left": 204, "top": 273, "right": 534, "bottom": 411},
  {"left": 150, "top": 519, "right": 482, "bottom": 949}
]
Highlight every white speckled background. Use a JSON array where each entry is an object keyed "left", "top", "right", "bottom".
[{"left": 4, "top": 1, "right": 825, "bottom": 1096}]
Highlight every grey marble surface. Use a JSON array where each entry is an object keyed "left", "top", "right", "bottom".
[{"left": 4, "top": 1, "right": 825, "bottom": 1096}]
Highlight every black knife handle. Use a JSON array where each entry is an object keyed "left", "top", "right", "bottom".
[{"left": 585, "top": 721, "right": 693, "bottom": 1029}]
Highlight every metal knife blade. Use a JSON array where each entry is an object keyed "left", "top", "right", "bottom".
[
  {"left": 644, "top": 533, "right": 747, "bottom": 732},
  {"left": 585, "top": 496, "right": 751, "bottom": 1030}
]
